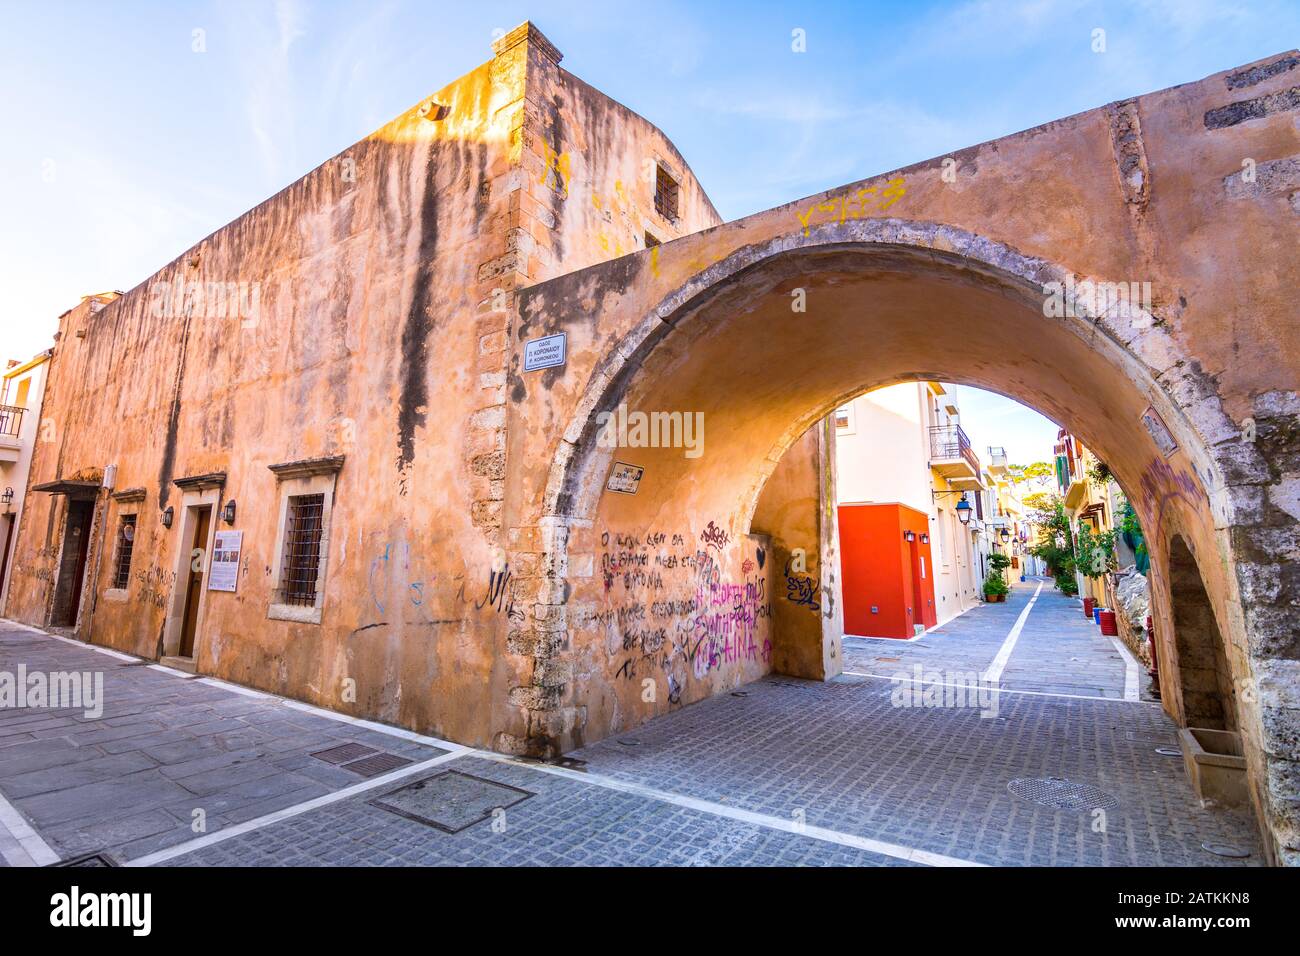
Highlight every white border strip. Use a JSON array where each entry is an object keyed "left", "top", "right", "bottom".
[
  {"left": 0, "top": 787, "right": 60, "bottom": 866},
  {"left": 88, "top": 646, "right": 140, "bottom": 662},
  {"left": 147, "top": 664, "right": 199, "bottom": 679},
  {"left": 125, "top": 749, "right": 470, "bottom": 867},
  {"left": 1106, "top": 635, "right": 1142, "bottom": 702},
  {"left": 982, "top": 582, "right": 1042, "bottom": 682},
  {"left": 280, "top": 700, "right": 464, "bottom": 751},
  {"left": 196, "top": 677, "right": 272, "bottom": 699},
  {"left": 481, "top": 755, "right": 984, "bottom": 867}
]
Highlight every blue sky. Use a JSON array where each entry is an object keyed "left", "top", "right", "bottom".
[{"left": 1, "top": 0, "right": 1293, "bottom": 460}]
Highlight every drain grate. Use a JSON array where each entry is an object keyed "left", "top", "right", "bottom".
[
  {"left": 370, "top": 770, "right": 534, "bottom": 833},
  {"left": 1008, "top": 777, "right": 1120, "bottom": 811},
  {"left": 52, "top": 852, "right": 117, "bottom": 867},
  {"left": 342, "top": 752, "right": 413, "bottom": 777},
  {"left": 311, "top": 742, "right": 379, "bottom": 765}
]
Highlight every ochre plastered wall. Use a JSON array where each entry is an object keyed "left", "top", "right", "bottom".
[{"left": 5, "top": 23, "right": 719, "bottom": 755}]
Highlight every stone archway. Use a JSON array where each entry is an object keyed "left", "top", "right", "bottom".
[{"left": 511, "top": 225, "right": 1256, "bottom": 753}]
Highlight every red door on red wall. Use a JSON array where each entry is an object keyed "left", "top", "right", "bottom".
[{"left": 839, "top": 503, "right": 938, "bottom": 639}]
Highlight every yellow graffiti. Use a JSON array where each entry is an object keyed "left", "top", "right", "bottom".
[
  {"left": 540, "top": 142, "right": 570, "bottom": 198},
  {"left": 796, "top": 177, "right": 906, "bottom": 236}
]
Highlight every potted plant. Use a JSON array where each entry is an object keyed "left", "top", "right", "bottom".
[{"left": 983, "top": 571, "right": 1010, "bottom": 603}]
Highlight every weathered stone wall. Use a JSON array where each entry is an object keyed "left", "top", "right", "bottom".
[{"left": 5, "top": 23, "right": 720, "bottom": 756}]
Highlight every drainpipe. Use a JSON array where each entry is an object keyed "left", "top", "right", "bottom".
[{"left": 80, "top": 464, "right": 116, "bottom": 642}]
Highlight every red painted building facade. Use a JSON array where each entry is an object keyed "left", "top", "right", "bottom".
[{"left": 838, "top": 503, "right": 938, "bottom": 639}]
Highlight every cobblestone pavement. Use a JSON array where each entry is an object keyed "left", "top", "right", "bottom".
[
  {"left": 0, "top": 584, "right": 1263, "bottom": 866},
  {"left": 0, "top": 622, "right": 448, "bottom": 864},
  {"left": 844, "top": 577, "right": 1154, "bottom": 700}
]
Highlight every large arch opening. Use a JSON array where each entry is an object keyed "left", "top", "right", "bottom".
[
  {"left": 533, "top": 231, "right": 1242, "bottom": 749},
  {"left": 537, "top": 232, "right": 1232, "bottom": 748},
  {"left": 1168, "top": 534, "right": 1237, "bottom": 732}
]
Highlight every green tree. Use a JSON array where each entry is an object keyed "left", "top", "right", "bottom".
[
  {"left": 1026, "top": 498, "right": 1079, "bottom": 595},
  {"left": 1015, "top": 461, "right": 1055, "bottom": 487}
]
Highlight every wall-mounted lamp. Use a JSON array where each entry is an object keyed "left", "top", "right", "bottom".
[
  {"left": 1, "top": 487, "right": 13, "bottom": 510},
  {"left": 1000, "top": 528, "right": 1012, "bottom": 543},
  {"left": 222, "top": 499, "right": 237, "bottom": 525},
  {"left": 161, "top": 506, "right": 174, "bottom": 529},
  {"left": 903, "top": 530, "right": 917, "bottom": 542},
  {"left": 920, "top": 533, "right": 929, "bottom": 544},
  {"left": 955, "top": 494, "right": 973, "bottom": 525}
]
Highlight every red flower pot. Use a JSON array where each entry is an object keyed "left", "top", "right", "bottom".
[
  {"left": 1099, "top": 609, "right": 1118, "bottom": 636},
  {"left": 1083, "top": 597, "right": 1095, "bottom": 618}
]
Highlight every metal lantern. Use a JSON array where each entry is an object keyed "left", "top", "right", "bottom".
[{"left": 955, "top": 495, "right": 973, "bottom": 525}]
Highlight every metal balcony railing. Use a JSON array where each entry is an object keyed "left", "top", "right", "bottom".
[
  {"left": 0, "top": 404, "right": 24, "bottom": 439},
  {"left": 929, "top": 424, "right": 980, "bottom": 473}
]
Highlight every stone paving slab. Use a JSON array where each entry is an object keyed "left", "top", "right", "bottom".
[
  {"left": 161, "top": 755, "right": 914, "bottom": 867},
  {"left": 0, "top": 621, "right": 450, "bottom": 863},
  {"left": 844, "top": 579, "right": 1134, "bottom": 699},
  {"left": 566, "top": 671, "right": 1262, "bottom": 866},
  {"left": 0, "top": 591, "right": 1266, "bottom": 867}
]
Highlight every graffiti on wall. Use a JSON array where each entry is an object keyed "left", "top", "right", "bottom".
[
  {"left": 795, "top": 177, "right": 907, "bottom": 236},
  {"left": 585, "top": 528, "right": 773, "bottom": 698},
  {"left": 1138, "top": 456, "right": 1207, "bottom": 541}
]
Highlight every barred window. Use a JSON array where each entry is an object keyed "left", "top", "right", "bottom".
[
  {"left": 278, "top": 494, "right": 324, "bottom": 606},
  {"left": 654, "top": 165, "right": 679, "bottom": 221},
  {"left": 112, "top": 515, "right": 137, "bottom": 590}
]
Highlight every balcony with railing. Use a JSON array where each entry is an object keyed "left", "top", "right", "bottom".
[
  {"left": 987, "top": 445, "right": 1010, "bottom": 477},
  {"left": 0, "top": 405, "right": 25, "bottom": 462},
  {"left": 929, "top": 424, "right": 982, "bottom": 489},
  {"left": 0, "top": 405, "right": 24, "bottom": 438}
]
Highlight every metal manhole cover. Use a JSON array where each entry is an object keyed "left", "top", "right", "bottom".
[
  {"left": 370, "top": 770, "right": 533, "bottom": 833},
  {"left": 52, "top": 852, "right": 117, "bottom": 867},
  {"left": 311, "top": 742, "right": 379, "bottom": 765},
  {"left": 1008, "top": 777, "right": 1120, "bottom": 811},
  {"left": 342, "top": 752, "right": 413, "bottom": 777},
  {"left": 1202, "top": 842, "right": 1251, "bottom": 859}
]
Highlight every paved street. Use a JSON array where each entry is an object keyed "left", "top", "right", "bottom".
[{"left": 0, "top": 580, "right": 1262, "bottom": 867}]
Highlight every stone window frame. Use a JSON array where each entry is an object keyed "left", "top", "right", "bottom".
[
  {"left": 104, "top": 487, "right": 146, "bottom": 604},
  {"left": 266, "top": 456, "right": 344, "bottom": 625}
]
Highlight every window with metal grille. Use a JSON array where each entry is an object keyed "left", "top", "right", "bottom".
[
  {"left": 112, "top": 515, "right": 136, "bottom": 590},
  {"left": 279, "top": 494, "right": 324, "bottom": 606},
  {"left": 654, "top": 165, "right": 679, "bottom": 221}
]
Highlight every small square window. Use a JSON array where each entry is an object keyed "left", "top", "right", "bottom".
[
  {"left": 112, "top": 515, "right": 137, "bottom": 590},
  {"left": 278, "top": 493, "right": 325, "bottom": 606},
  {"left": 654, "top": 165, "right": 679, "bottom": 221}
]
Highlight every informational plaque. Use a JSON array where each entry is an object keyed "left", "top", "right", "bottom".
[
  {"left": 606, "top": 461, "right": 644, "bottom": 494},
  {"left": 523, "top": 332, "right": 567, "bottom": 371},
  {"left": 208, "top": 530, "right": 243, "bottom": 592}
]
